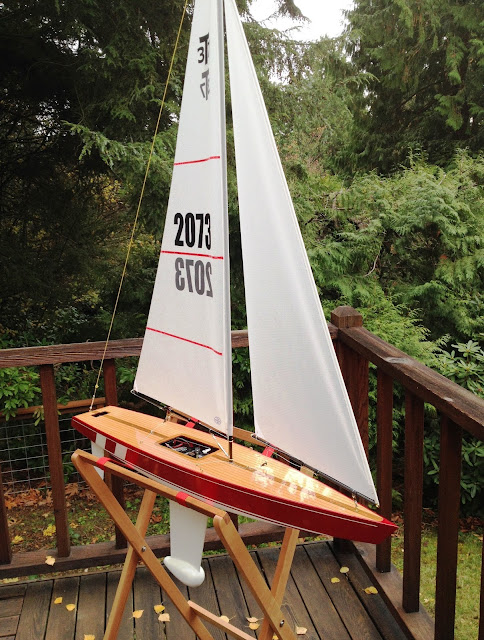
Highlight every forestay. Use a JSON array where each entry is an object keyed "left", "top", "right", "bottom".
[
  {"left": 134, "top": 0, "right": 233, "bottom": 436},
  {"left": 224, "top": 0, "right": 378, "bottom": 503}
]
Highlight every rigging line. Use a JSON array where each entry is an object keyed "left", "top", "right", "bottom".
[{"left": 89, "top": 0, "right": 190, "bottom": 411}]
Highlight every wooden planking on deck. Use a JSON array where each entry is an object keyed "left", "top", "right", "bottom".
[{"left": 0, "top": 541, "right": 408, "bottom": 640}]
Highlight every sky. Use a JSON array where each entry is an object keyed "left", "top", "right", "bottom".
[{"left": 251, "top": 0, "right": 354, "bottom": 40}]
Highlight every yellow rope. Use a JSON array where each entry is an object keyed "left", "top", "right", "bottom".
[{"left": 90, "top": 0, "right": 190, "bottom": 411}]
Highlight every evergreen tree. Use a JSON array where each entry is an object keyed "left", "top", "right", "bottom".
[{"left": 344, "top": 0, "right": 484, "bottom": 172}]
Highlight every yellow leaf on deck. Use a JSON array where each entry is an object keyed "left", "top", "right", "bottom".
[
  {"left": 154, "top": 604, "right": 165, "bottom": 614},
  {"left": 219, "top": 615, "right": 230, "bottom": 622},
  {"left": 2, "top": 578, "right": 19, "bottom": 583},
  {"left": 364, "top": 586, "right": 378, "bottom": 594},
  {"left": 11, "top": 535, "right": 23, "bottom": 545},
  {"left": 246, "top": 617, "right": 259, "bottom": 623},
  {"left": 339, "top": 566, "right": 349, "bottom": 574},
  {"left": 66, "top": 604, "right": 76, "bottom": 611},
  {"left": 45, "top": 556, "right": 56, "bottom": 566},
  {"left": 54, "top": 597, "right": 63, "bottom": 604},
  {"left": 249, "top": 622, "right": 260, "bottom": 630},
  {"left": 158, "top": 613, "right": 171, "bottom": 622},
  {"left": 132, "top": 610, "right": 144, "bottom": 619},
  {"left": 296, "top": 626, "right": 307, "bottom": 635},
  {"left": 84, "top": 635, "right": 95, "bottom": 640},
  {"left": 331, "top": 577, "right": 340, "bottom": 583}
]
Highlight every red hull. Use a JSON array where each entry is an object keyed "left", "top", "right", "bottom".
[{"left": 72, "top": 407, "right": 396, "bottom": 544}]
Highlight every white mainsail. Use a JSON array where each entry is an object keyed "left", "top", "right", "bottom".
[
  {"left": 224, "top": 0, "right": 378, "bottom": 503},
  {"left": 134, "top": 0, "right": 233, "bottom": 435}
]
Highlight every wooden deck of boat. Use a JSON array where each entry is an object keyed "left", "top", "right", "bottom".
[{"left": 0, "top": 540, "right": 410, "bottom": 640}]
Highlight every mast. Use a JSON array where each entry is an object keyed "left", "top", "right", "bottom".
[{"left": 217, "top": 0, "right": 234, "bottom": 453}]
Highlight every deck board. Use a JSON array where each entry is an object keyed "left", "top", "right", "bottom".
[{"left": 0, "top": 541, "right": 417, "bottom": 640}]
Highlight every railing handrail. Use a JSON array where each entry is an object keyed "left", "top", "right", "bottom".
[
  {"left": 1, "top": 323, "right": 480, "bottom": 438},
  {"left": 334, "top": 324, "right": 484, "bottom": 439},
  {"left": 0, "top": 331, "right": 252, "bottom": 368}
]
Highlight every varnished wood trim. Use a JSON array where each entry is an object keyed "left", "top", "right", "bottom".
[
  {"left": 40, "top": 365, "right": 70, "bottom": 558},
  {"left": 434, "top": 417, "right": 462, "bottom": 640}
]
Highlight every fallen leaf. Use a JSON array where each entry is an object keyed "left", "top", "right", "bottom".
[
  {"left": 84, "top": 635, "right": 95, "bottom": 640},
  {"left": 331, "top": 577, "right": 340, "bottom": 583},
  {"left": 364, "top": 586, "right": 378, "bottom": 594},
  {"left": 249, "top": 622, "right": 260, "bottom": 630},
  {"left": 43, "top": 524, "right": 56, "bottom": 537},
  {"left": 133, "top": 610, "right": 144, "bottom": 619},
  {"left": 219, "top": 615, "right": 230, "bottom": 623},
  {"left": 296, "top": 626, "right": 307, "bottom": 635},
  {"left": 66, "top": 604, "right": 76, "bottom": 612},
  {"left": 339, "top": 566, "right": 349, "bottom": 574},
  {"left": 54, "top": 597, "right": 63, "bottom": 604},
  {"left": 246, "top": 616, "right": 259, "bottom": 623},
  {"left": 158, "top": 613, "right": 171, "bottom": 622},
  {"left": 45, "top": 556, "right": 56, "bottom": 566},
  {"left": 2, "top": 578, "right": 19, "bottom": 584},
  {"left": 154, "top": 604, "right": 165, "bottom": 614},
  {"left": 11, "top": 535, "right": 23, "bottom": 545}
]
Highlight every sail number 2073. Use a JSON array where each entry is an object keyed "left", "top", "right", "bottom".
[
  {"left": 175, "top": 258, "right": 213, "bottom": 297},
  {"left": 174, "top": 212, "right": 211, "bottom": 250},
  {"left": 173, "top": 213, "right": 213, "bottom": 297}
]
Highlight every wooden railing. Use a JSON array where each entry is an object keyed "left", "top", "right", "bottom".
[{"left": 0, "top": 306, "right": 482, "bottom": 640}]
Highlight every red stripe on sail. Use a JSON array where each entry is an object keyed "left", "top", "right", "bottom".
[
  {"left": 161, "top": 250, "right": 223, "bottom": 259},
  {"left": 146, "top": 327, "right": 223, "bottom": 356},
  {"left": 174, "top": 155, "right": 221, "bottom": 166}
]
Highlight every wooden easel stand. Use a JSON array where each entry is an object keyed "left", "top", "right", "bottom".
[{"left": 72, "top": 450, "right": 299, "bottom": 640}]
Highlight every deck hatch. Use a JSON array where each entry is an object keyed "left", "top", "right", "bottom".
[{"left": 160, "top": 436, "right": 217, "bottom": 458}]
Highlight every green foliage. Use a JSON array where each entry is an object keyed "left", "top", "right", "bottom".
[
  {"left": 232, "top": 348, "right": 253, "bottom": 430},
  {"left": 0, "top": 367, "right": 41, "bottom": 421},
  {"left": 0, "top": 0, "right": 188, "bottom": 339},
  {"left": 344, "top": 0, "right": 484, "bottom": 171},
  {"left": 304, "top": 152, "right": 484, "bottom": 343},
  {"left": 437, "top": 340, "right": 484, "bottom": 398}
]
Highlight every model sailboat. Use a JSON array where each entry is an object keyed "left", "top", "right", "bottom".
[{"left": 73, "top": 0, "right": 396, "bottom": 586}]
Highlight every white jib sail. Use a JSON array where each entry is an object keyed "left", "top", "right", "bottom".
[
  {"left": 224, "top": 0, "right": 378, "bottom": 503},
  {"left": 134, "top": 0, "right": 233, "bottom": 435}
]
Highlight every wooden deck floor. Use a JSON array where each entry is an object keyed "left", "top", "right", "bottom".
[{"left": 0, "top": 541, "right": 408, "bottom": 640}]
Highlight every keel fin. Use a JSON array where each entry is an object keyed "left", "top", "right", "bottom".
[{"left": 164, "top": 500, "right": 207, "bottom": 587}]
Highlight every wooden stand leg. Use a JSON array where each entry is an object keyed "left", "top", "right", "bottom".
[
  {"left": 213, "top": 514, "right": 297, "bottom": 640},
  {"left": 72, "top": 450, "right": 299, "bottom": 640},
  {"left": 259, "top": 527, "right": 300, "bottom": 640},
  {"left": 104, "top": 489, "right": 157, "bottom": 640},
  {"left": 73, "top": 452, "right": 215, "bottom": 640}
]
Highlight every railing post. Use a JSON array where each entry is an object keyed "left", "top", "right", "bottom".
[
  {"left": 330, "top": 306, "right": 369, "bottom": 453},
  {"left": 103, "top": 359, "right": 118, "bottom": 407},
  {"left": 479, "top": 543, "right": 484, "bottom": 640},
  {"left": 40, "top": 364, "right": 70, "bottom": 557},
  {"left": 434, "top": 416, "right": 462, "bottom": 640},
  {"left": 102, "top": 359, "right": 127, "bottom": 549},
  {"left": 331, "top": 307, "right": 369, "bottom": 553},
  {"left": 0, "top": 464, "right": 12, "bottom": 564},
  {"left": 403, "top": 391, "right": 424, "bottom": 612},
  {"left": 376, "top": 370, "right": 393, "bottom": 573}
]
